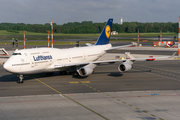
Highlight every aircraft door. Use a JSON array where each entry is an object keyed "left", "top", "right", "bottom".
[
  {"left": 49, "top": 59, "right": 52, "bottom": 65},
  {"left": 19, "top": 53, "right": 27, "bottom": 71},
  {"left": 31, "top": 55, "right": 36, "bottom": 68},
  {"left": 69, "top": 55, "right": 72, "bottom": 62},
  {"left": 31, "top": 62, "right": 35, "bottom": 67},
  {"left": 83, "top": 53, "right": 86, "bottom": 60},
  {"left": 17, "top": 53, "right": 32, "bottom": 72}
]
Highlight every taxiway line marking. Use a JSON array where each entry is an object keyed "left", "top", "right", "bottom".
[
  {"left": 135, "top": 64, "right": 180, "bottom": 74},
  {"left": 34, "top": 77, "right": 109, "bottom": 120},
  {"left": 81, "top": 81, "right": 91, "bottom": 83},
  {"left": 133, "top": 65, "right": 180, "bottom": 82},
  {"left": 69, "top": 81, "right": 79, "bottom": 84}
]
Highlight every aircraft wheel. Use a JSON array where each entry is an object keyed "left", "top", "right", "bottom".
[
  {"left": 73, "top": 72, "right": 79, "bottom": 77},
  {"left": 18, "top": 75, "right": 24, "bottom": 83}
]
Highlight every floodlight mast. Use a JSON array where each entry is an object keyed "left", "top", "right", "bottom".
[
  {"left": 50, "top": 19, "right": 53, "bottom": 48},
  {"left": 178, "top": 17, "right": 180, "bottom": 57},
  {"left": 137, "top": 28, "right": 139, "bottom": 46},
  {"left": 24, "top": 31, "right": 25, "bottom": 49},
  {"left": 48, "top": 31, "right": 50, "bottom": 48},
  {"left": 160, "top": 28, "right": 162, "bottom": 42}
]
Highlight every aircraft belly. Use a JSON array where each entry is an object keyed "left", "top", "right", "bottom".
[
  {"left": 44, "top": 68, "right": 60, "bottom": 72},
  {"left": 19, "top": 68, "right": 45, "bottom": 74},
  {"left": 22, "top": 63, "right": 46, "bottom": 74}
]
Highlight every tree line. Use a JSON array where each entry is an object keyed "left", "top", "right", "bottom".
[{"left": 0, "top": 21, "right": 178, "bottom": 34}]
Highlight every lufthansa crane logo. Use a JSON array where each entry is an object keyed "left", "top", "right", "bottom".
[{"left": 105, "top": 25, "right": 111, "bottom": 38}]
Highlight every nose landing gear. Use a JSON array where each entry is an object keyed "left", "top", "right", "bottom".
[{"left": 18, "top": 75, "right": 24, "bottom": 83}]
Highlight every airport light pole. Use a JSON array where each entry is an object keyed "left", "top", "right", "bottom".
[
  {"left": 160, "top": 28, "right": 162, "bottom": 42},
  {"left": 137, "top": 28, "right": 139, "bottom": 46},
  {"left": 24, "top": 31, "right": 25, "bottom": 49},
  {"left": 178, "top": 17, "right": 180, "bottom": 57},
  {"left": 48, "top": 31, "right": 50, "bottom": 48},
  {"left": 50, "top": 19, "right": 53, "bottom": 48}
]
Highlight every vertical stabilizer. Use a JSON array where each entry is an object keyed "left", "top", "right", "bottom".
[{"left": 95, "top": 18, "right": 113, "bottom": 45}]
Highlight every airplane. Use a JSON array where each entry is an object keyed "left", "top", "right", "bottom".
[{"left": 3, "top": 18, "right": 174, "bottom": 83}]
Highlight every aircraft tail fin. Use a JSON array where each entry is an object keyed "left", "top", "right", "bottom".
[{"left": 95, "top": 18, "right": 113, "bottom": 45}]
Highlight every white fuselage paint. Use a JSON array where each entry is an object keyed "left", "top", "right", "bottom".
[{"left": 4, "top": 44, "right": 112, "bottom": 74}]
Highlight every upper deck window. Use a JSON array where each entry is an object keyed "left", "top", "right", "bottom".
[{"left": 12, "top": 53, "right": 21, "bottom": 55}]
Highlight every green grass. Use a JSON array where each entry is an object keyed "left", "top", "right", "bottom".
[
  {"left": 0, "top": 30, "right": 177, "bottom": 45},
  {"left": 0, "top": 30, "right": 177, "bottom": 37},
  {"left": 0, "top": 30, "right": 173, "bottom": 47},
  {"left": 112, "top": 32, "right": 177, "bottom": 37},
  {"left": 111, "top": 39, "right": 159, "bottom": 42},
  {"left": 0, "top": 41, "right": 94, "bottom": 45},
  {"left": 0, "top": 30, "right": 100, "bottom": 37},
  {"left": 0, "top": 38, "right": 158, "bottom": 46}
]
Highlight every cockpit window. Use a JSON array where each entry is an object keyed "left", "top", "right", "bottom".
[{"left": 12, "top": 53, "right": 21, "bottom": 55}]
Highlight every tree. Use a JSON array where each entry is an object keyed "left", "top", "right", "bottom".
[{"left": 128, "top": 23, "right": 137, "bottom": 33}]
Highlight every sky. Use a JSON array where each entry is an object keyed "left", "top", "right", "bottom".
[{"left": 0, "top": 0, "right": 179, "bottom": 24}]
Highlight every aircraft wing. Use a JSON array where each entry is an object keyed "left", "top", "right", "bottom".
[
  {"left": 54, "top": 53, "right": 175, "bottom": 69},
  {"left": 90, "top": 54, "right": 173, "bottom": 64},
  {"left": 105, "top": 44, "right": 134, "bottom": 51},
  {"left": 85, "top": 43, "right": 94, "bottom": 46},
  {"left": 54, "top": 62, "right": 90, "bottom": 69}
]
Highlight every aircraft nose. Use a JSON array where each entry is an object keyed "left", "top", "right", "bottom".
[{"left": 3, "top": 62, "right": 11, "bottom": 72}]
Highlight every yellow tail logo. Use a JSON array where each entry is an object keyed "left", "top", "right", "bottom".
[{"left": 105, "top": 25, "right": 111, "bottom": 38}]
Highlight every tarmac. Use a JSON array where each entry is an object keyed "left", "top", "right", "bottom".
[{"left": 0, "top": 90, "right": 180, "bottom": 120}]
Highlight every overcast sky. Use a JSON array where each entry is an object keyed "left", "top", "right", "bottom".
[{"left": 0, "top": 0, "right": 179, "bottom": 24}]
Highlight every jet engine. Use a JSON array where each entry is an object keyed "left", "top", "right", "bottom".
[
  {"left": 77, "top": 67, "right": 93, "bottom": 77},
  {"left": 118, "top": 62, "right": 132, "bottom": 72}
]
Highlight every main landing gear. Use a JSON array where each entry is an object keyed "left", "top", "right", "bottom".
[{"left": 18, "top": 75, "right": 24, "bottom": 83}]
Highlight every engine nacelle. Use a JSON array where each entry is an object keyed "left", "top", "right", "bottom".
[
  {"left": 118, "top": 62, "right": 132, "bottom": 72},
  {"left": 77, "top": 67, "right": 93, "bottom": 77}
]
